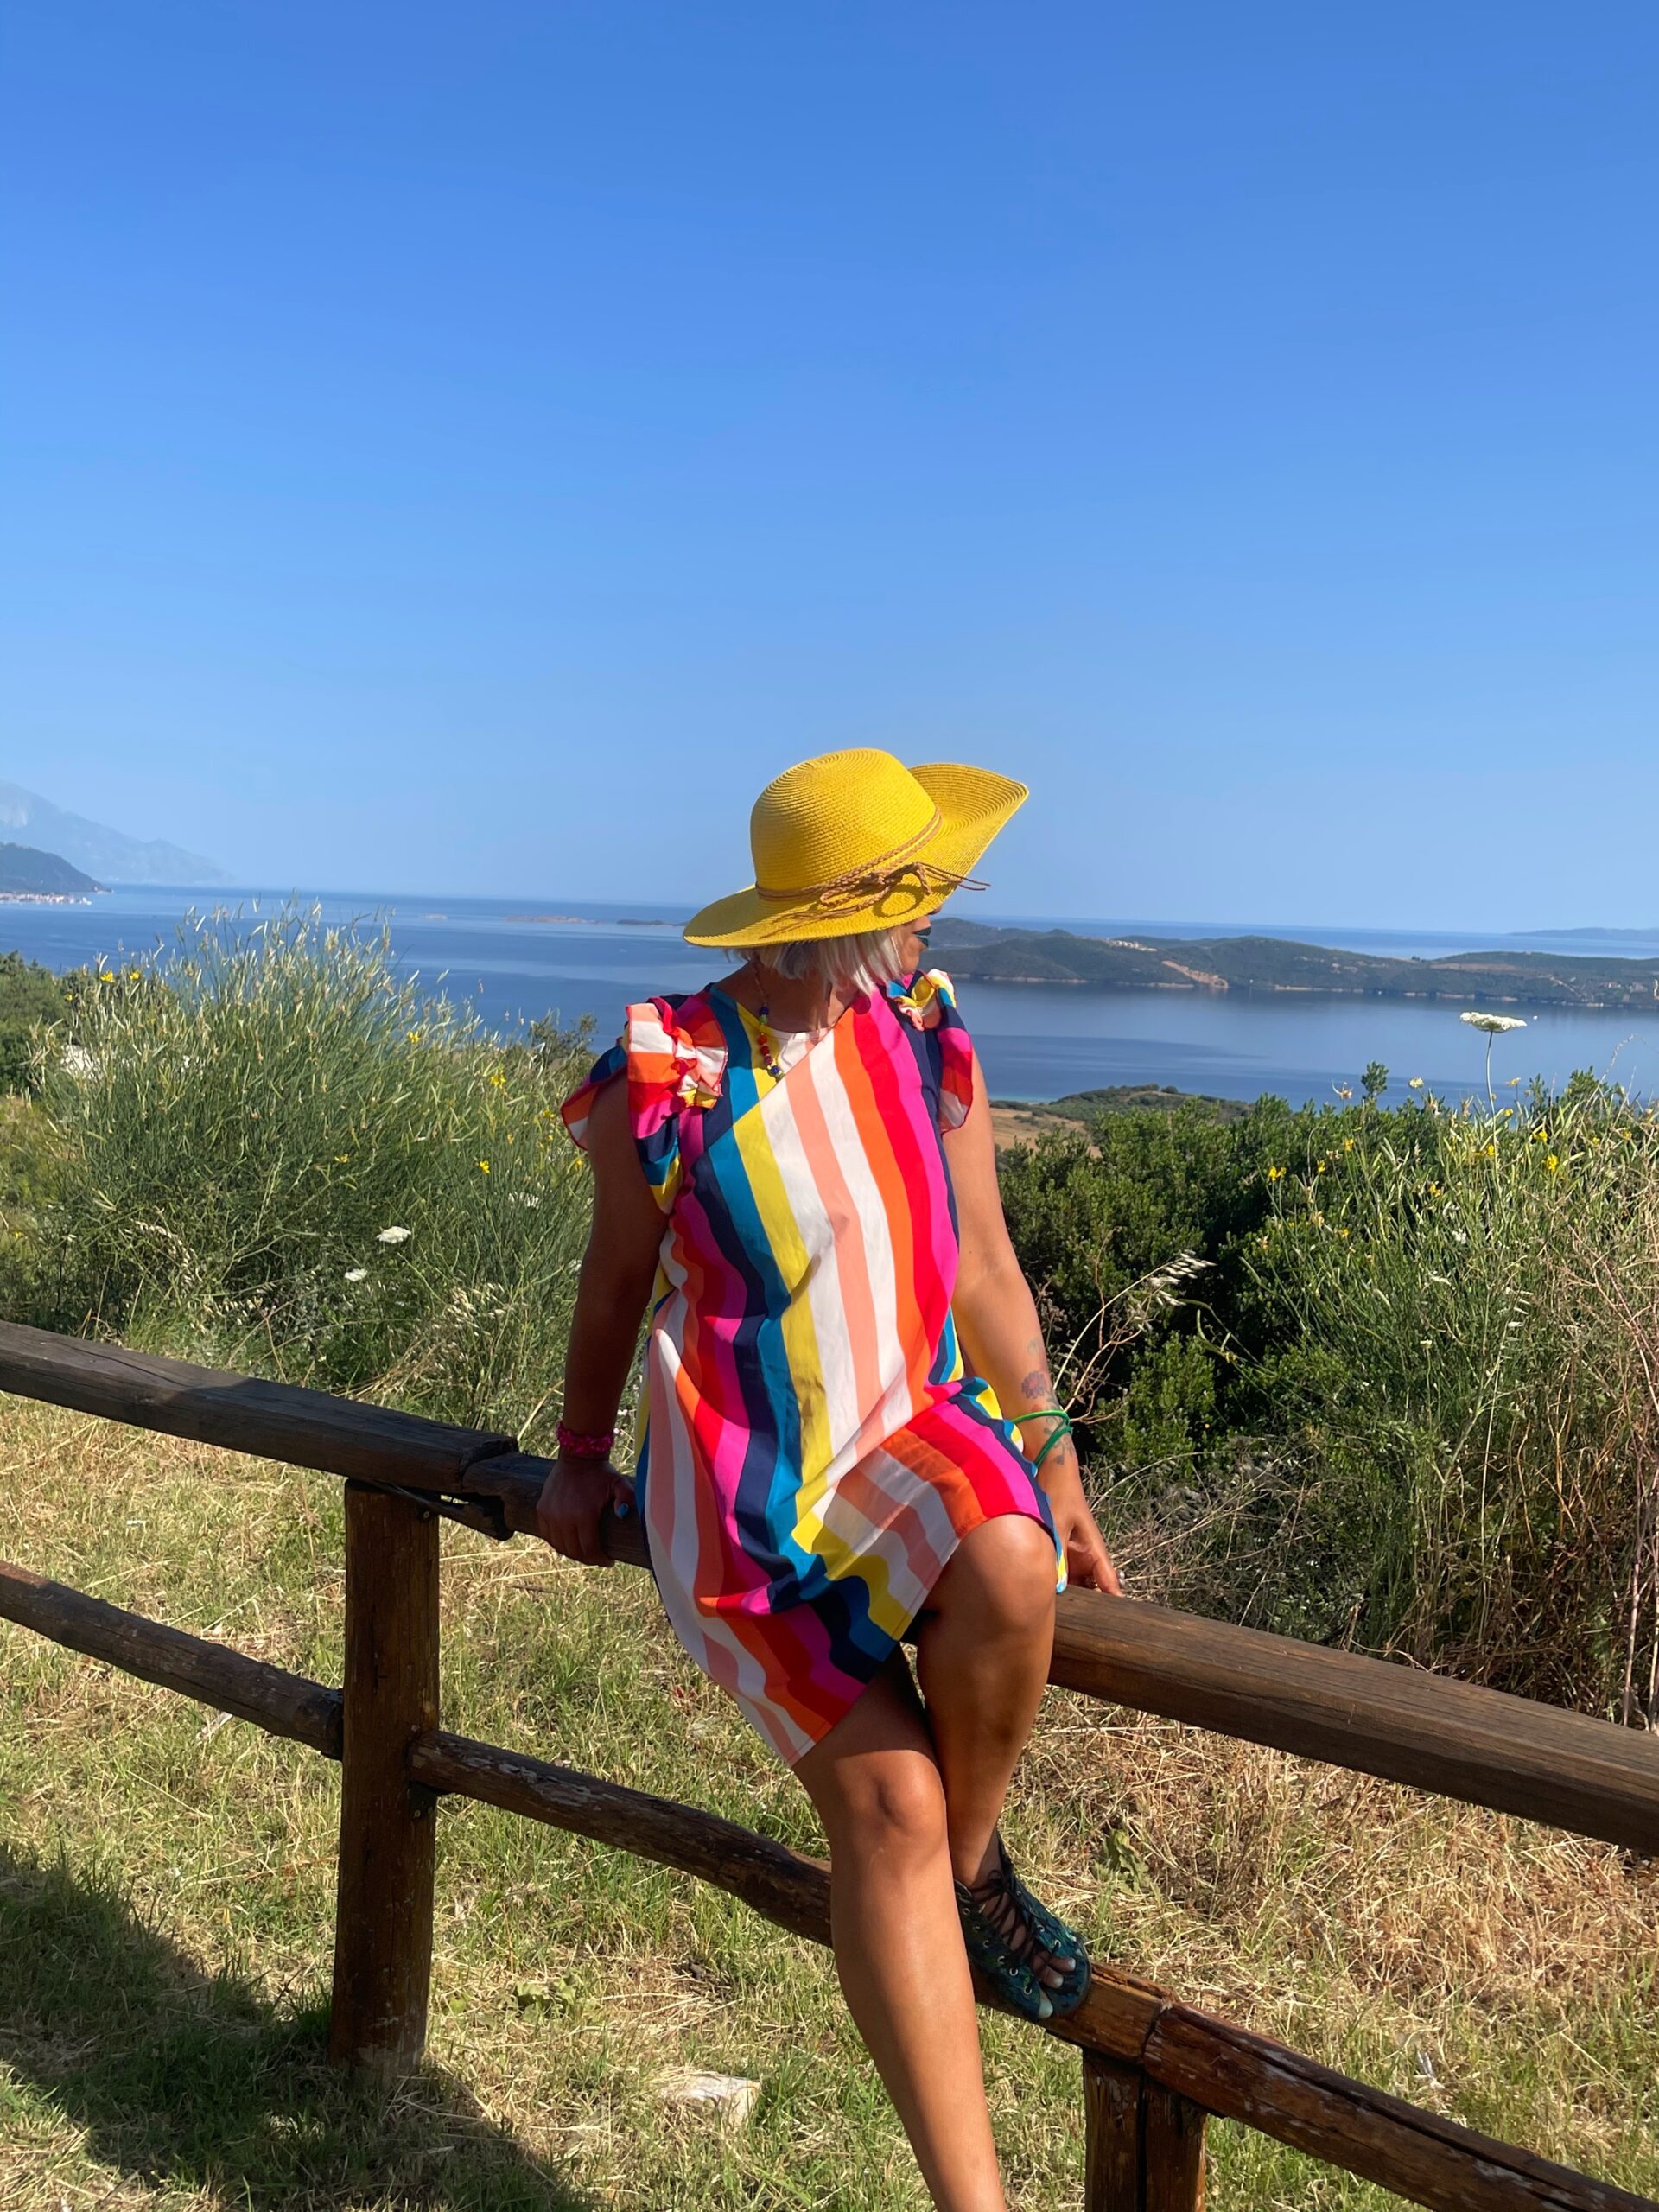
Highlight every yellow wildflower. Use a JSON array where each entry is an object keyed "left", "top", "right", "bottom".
[
  {"left": 478, "top": 1160, "right": 491, "bottom": 1173},
  {"left": 489, "top": 1070, "right": 506, "bottom": 1088},
  {"left": 1546, "top": 1154, "right": 1560, "bottom": 1173},
  {"left": 1483, "top": 1142, "right": 1496, "bottom": 1158},
  {"left": 1343, "top": 1137, "right": 1356, "bottom": 1151},
  {"left": 98, "top": 970, "right": 115, "bottom": 985},
  {"left": 1315, "top": 1160, "right": 1326, "bottom": 1173},
  {"left": 1267, "top": 1166, "right": 1285, "bottom": 1182}
]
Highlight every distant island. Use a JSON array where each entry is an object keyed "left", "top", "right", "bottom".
[
  {"left": 927, "top": 921, "right": 1659, "bottom": 1012},
  {"left": 0, "top": 842, "right": 106, "bottom": 903}
]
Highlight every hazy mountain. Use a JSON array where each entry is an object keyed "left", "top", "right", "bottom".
[{"left": 0, "top": 781, "right": 230, "bottom": 885}]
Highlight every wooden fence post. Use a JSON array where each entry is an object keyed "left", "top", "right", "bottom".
[
  {"left": 1144, "top": 2079, "right": 1206, "bottom": 2210},
  {"left": 1084, "top": 2051, "right": 1206, "bottom": 2211},
  {"left": 327, "top": 1480, "right": 440, "bottom": 2072}
]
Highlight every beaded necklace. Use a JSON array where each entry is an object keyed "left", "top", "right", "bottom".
[{"left": 747, "top": 959, "right": 830, "bottom": 1081}]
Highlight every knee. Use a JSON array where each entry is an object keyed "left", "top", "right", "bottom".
[
  {"left": 834, "top": 1754, "right": 950, "bottom": 1869},
  {"left": 961, "top": 1516, "right": 1058, "bottom": 1644}
]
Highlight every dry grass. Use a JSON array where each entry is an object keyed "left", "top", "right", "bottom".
[{"left": 3, "top": 1399, "right": 1656, "bottom": 2209}]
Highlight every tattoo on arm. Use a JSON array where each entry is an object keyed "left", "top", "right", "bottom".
[{"left": 1019, "top": 1357, "right": 1054, "bottom": 1407}]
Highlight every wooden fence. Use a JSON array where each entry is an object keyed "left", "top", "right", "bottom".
[{"left": 1, "top": 1317, "right": 1656, "bottom": 2212}]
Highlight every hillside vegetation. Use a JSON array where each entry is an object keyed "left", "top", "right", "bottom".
[
  {"left": 930, "top": 918, "right": 1659, "bottom": 1007},
  {"left": 0, "top": 842, "right": 105, "bottom": 898}
]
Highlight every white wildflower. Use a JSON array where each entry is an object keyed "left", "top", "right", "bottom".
[
  {"left": 1461, "top": 1009, "right": 1528, "bottom": 1107},
  {"left": 376, "top": 1225, "right": 413, "bottom": 1244},
  {"left": 344, "top": 1267, "right": 368, "bottom": 1282}
]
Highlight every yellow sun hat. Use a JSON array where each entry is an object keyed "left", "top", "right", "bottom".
[{"left": 682, "top": 747, "right": 1028, "bottom": 948}]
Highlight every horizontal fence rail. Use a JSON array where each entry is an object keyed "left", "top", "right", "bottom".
[
  {"left": 2, "top": 1319, "right": 1655, "bottom": 2212},
  {"left": 7, "top": 1321, "right": 1656, "bottom": 1855}
]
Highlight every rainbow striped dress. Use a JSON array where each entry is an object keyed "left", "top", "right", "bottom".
[{"left": 561, "top": 968, "right": 1061, "bottom": 1764}]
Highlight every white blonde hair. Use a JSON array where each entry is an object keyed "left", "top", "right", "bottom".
[{"left": 754, "top": 925, "right": 916, "bottom": 997}]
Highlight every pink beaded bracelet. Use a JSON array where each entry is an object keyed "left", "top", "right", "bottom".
[{"left": 556, "top": 1421, "right": 615, "bottom": 1460}]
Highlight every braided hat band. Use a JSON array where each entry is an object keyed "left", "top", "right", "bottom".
[{"left": 754, "top": 809, "right": 990, "bottom": 918}]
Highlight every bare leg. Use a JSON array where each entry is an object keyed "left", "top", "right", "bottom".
[
  {"left": 795, "top": 1654, "right": 1007, "bottom": 2212},
  {"left": 914, "top": 1515, "right": 1063, "bottom": 1936}
]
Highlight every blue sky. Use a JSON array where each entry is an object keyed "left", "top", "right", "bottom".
[{"left": 3, "top": 3, "right": 1655, "bottom": 928}]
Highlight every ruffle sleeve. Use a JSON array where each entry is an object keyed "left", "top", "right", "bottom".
[
  {"left": 888, "top": 967, "right": 976, "bottom": 1131},
  {"left": 559, "top": 995, "right": 728, "bottom": 1212}
]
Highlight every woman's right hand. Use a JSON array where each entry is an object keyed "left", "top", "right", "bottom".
[{"left": 535, "top": 1456, "right": 635, "bottom": 1567}]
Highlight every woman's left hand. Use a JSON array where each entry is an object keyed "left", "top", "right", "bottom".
[{"left": 1039, "top": 1459, "right": 1122, "bottom": 1595}]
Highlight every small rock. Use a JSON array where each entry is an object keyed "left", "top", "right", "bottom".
[{"left": 657, "top": 2069, "right": 761, "bottom": 2128}]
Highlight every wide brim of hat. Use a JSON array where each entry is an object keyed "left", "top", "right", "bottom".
[{"left": 682, "top": 764, "right": 1028, "bottom": 948}]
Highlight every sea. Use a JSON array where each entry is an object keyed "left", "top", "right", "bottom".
[{"left": 9, "top": 886, "right": 1659, "bottom": 1110}]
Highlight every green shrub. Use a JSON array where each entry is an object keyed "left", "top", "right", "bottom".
[
  {"left": 1235, "top": 1081, "right": 1659, "bottom": 1713},
  {"left": 995, "top": 1095, "right": 1305, "bottom": 1464},
  {"left": 22, "top": 908, "right": 596, "bottom": 1444},
  {"left": 1000, "top": 1075, "right": 1659, "bottom": 1717},
  {"left": 0, "top": 950, "right": 70, "bottom": 1094}
]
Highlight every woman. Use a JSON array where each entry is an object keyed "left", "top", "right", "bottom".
[{"left": 537, "top": 747, "right": 1120, "bottom": 2212}]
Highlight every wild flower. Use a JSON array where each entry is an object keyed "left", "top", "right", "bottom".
[
  {"left": 1409, "top": 1077, "right": 1425, "bottom": 1090},
  {"left": 1546, "top": 1154, "right": 1560, "bottom": 1173},
  {"left": 344, "top": 1267, "right": 368, "bottom": 1282},
  {"left": 377, "top": 1225, "right": 412, "bottom": 1244},
  {"left": 1460, "top": 1008, "right": 1528, "bottom": 1106},
  {"left": 478, "top": 1160, "right": 491, "bottom": 1173},
  {"left": 1267, "top": 1165, "right": 1285, "bottom": 1182}
]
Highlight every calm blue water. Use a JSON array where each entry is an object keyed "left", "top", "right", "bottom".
[{"left": 10, "top": 885, "right": 1659, "bottom": 1109}]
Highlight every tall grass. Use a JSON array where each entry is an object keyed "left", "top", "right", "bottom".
[
  {"left": 1235, "top": 1081, "right": 1659, "bottom": 1715},
  {"left": 16, "top": 906, "right": 595, "bottom": 1446}
]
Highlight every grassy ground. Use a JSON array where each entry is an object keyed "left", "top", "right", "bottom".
[{"left": 3, "top": 1398, "right": 1656, "bottom": 2210}]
